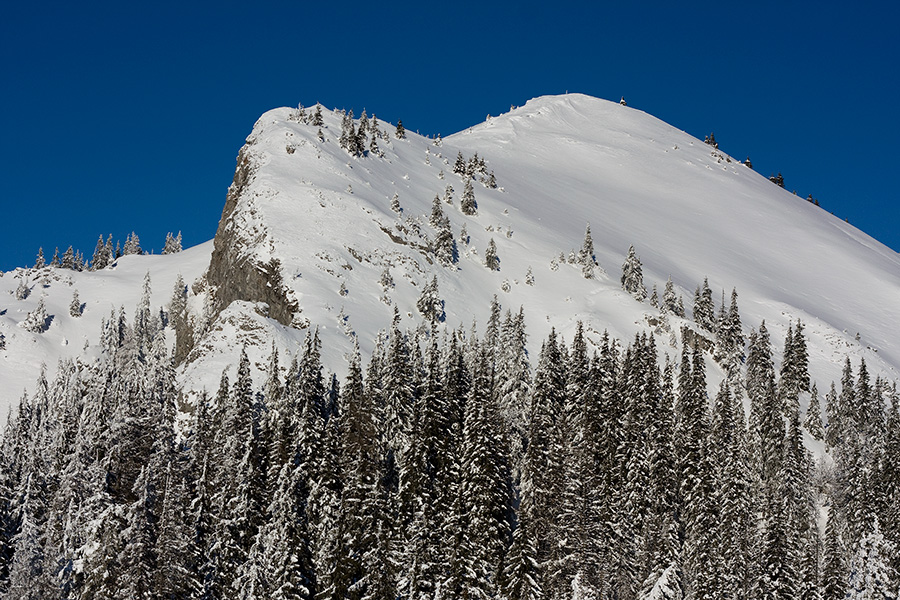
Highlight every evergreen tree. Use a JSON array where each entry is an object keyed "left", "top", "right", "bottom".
[
  {"left": 524, "top": 331, "right": 564, "bottom": 553},
  {"left": 15, "top": 277, "right": 30, "bottom": 301},
  {"left": 496, "top": 308, "right": 531, "bottom": 472},
  {"left": 380, "top": 266, "right": 394, "bottom": 290},
  {"left": 33, "top": 248, "right": 44, "bottom": 269},
  {"left": 153, "top": 461, "right": 195, "bottom": 598},
  {"left": 212, "top": 349, "right": 266, "bottom": 594},
  {"left": 312, "top": 103, "right": 324, "bottom": 127},
  {"left": 804, "top": 382, "right": 824, "bottom": 441},
  {"left": 504, "top": 353, "right": 546, "bottom": 600},
  {"left": 254, "top": 461, "right": 315, "bottom": 600},
  {"left": 503, "top": 511, "right": 543, "bottom": 600},
  {"left": 674, "top": 344, "right": 720, "bottom": 599},
  {"left": 715, "top": 288, "right": 745, "bottom": 384},
  {"left": 484, "top": 238, "right": 499, "bottom": 271},
  {"left": 162, "top": 232, "right": 183, "bottom": 254},
  {"left": 710, "top": 380, "right": 753, "bottom": 598},
  {"left": 431, "top": 216, "right": 456, "bottom": 266},
  {"left": 443, "top": 184, "right": 454, "bottom": 206},
  {"left": 621, "top": 245, "right": 646, "bottom": 301},
  {"left": 169, "top": 274, "right": 191, "bottom": 365},
  {"left": 70, "top": 290, "right": 82, "bottom": 318},
  {"left": 458, "top": 344, "right": 512, "bottom": 600},
  {"left": 845, "top": 522, "right": 897, "bottom": 600},
  {"left": 662, "top": 278, "right": 679, "bottom": 315},
  {"left": 61, "top": 246, "right": 75, "bottom": 269},
  {"left": 461, "top": 179, "right": 477, "bottom": 215},
  {"left": 395, "top": 120, "right": 405, "bottom": 139},
  {"left": 21, "top": 296, "right": 49, "bottom": 333},
  {"left": 579, "top": 225, "right": 597, "bottom": 278},
  {"left": 91, "top": 235, "right": 109, "bottom": 270},
  {"left": 334, "top": 344, "right": 377, "bottom": 599},
  {"left": 780, "top": 320, "right": 811, "bottom": 418},
  {"left": 454, "top": 152, "right": 467, "bottom": 176},
  {"left": 746, "top": 322, "right": 775, "bottom": 465},
  {"left": 123, "top": 232, "right": 142, "bottom": 255},
  {"left": 825, "top": 380, "right": 841, "bottom": 448},
  {"left": 5, "top": 474, "right": 49, "bottom": 600},
  {"left": 416, "top": 275, "right": 444, "bottom": 322},
  {"left": 692, "top": 278, "right": 715, "bottom": 331},
  {"left": 822, "top": 509, "right": 846, "bottom": 600},
  {"left": 430, "top": 195, "right": 445, "bottom": 228},
  {"left": 875, "top": 386, "right": 900, "bottom": 576},
  {"left": 339, "top": 109, "right": 353, "bottom": 151}
]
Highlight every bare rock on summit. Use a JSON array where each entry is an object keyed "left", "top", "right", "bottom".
[{"left": 207, "top": 137, "right": 299, "bottom": 328}]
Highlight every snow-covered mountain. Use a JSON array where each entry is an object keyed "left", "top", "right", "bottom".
[{"left": 2, "top": 93, "right": 898, "bottom": 421}]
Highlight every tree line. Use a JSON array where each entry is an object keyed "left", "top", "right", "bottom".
[{"left": 0, "top": 280, "right": 897, "bottom": 599}]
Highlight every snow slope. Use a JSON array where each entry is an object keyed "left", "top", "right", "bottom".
[
  {"left": 1, "top": 93, "right": 897, "bottom": 420},
  {"left": 0, "top": 242, "right": 212, "bottom": 411}
]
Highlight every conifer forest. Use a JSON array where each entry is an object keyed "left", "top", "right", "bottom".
[{"left": 1, "top": 278, "right": 898, "bottom": 600}]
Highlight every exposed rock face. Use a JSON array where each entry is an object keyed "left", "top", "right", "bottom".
[{"left": 207, "top": 139, "right": 299, "bottom": 327}]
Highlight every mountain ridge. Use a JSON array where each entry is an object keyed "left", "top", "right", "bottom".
[{"left": 0, "top": 93, "right": 897, "bottom": 422}]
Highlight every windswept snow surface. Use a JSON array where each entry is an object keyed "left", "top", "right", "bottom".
[{"left": 2, "top": 93, "right": 898, "bottom": 422}]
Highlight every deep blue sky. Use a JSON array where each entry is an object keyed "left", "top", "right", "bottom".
[{"left": 2, "top": 0, "right": 898, "bottom": 270}]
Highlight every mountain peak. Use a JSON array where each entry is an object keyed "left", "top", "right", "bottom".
[{"left": 1, "top": 96, "right": 898, "bottom": 414}]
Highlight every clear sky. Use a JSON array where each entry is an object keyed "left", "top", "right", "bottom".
[{"left": 2, "top": 0, "right": 898, "bottom": 271}]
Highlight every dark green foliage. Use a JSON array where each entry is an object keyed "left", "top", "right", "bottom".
[
  {"left": 804, "top": 382, "right": 824, "bottom": 441},
  {"left": 416, "top": 275, "right": 444, "bottom": 322},
  {"left": 621, "top": 245, "right": 645, "bottom": 300},
  {"left": 714, "top": 288, "right": 745, "bottom": 383},
  {"left": 662, "top": 277, "right": 684, "bottom": 316},
  {"left": 461, "top": 179, "right": 477, "bottom": 215},
  {"left": 484, "top": 238, "right": 499, "bottom": 271},
  {"left": 692, "top": 277, "right": 715, "bottom": 331},
  {"left": 1, "top": 288, "right": 893, "bottom": 600}
]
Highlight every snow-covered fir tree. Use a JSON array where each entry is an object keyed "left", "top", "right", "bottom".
[
  {"left": 621, "top": 245, "right": 646, "bottom": 300},
  {"left": 20, "top": 297, "right": 49, "bottom": 333},
  {"left": 123, "top": 232, "right": 142, "bottom": 255},
  {"left": 692, "top": 277, "right": 715, "bottom": 331},
  {"left": 416, "top": 275, "right": 444, "bottom": 322},
  {"left": 69, "top": 290, "right": 82, "bottom": 318},
  {"left": 579, "top": 224, "right": 597, "bottom": 278},
  {"left": 162, "top": 231, "right": 182, "bottom": 254},
  {"left": 61, "top": 246, "right": 75, "bottom": 269},
  {"left": 15, "top": 278, "right": 29, "bottom": 300},
  {"left": 461, "top": 179, "right": 477, "bottom": 215},
  {"left": 845, "top": 522, "right": 897, "bottom": 599},
  {"left": 805, "top": 382, "right": 824, "bottom": 440},
  {"left": 430, "top": 195, "right": 444, "bottom": 228},
  {"left": 484, "top": 238, "right": 499, "bottom": 271}
]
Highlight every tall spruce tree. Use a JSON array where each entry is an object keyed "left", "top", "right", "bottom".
[
  {"left": 692, "top": 278, "right": 715, "bottom": 332},
  {"left": 621, "top": 245, "right": 646, "bottom": 301}
]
